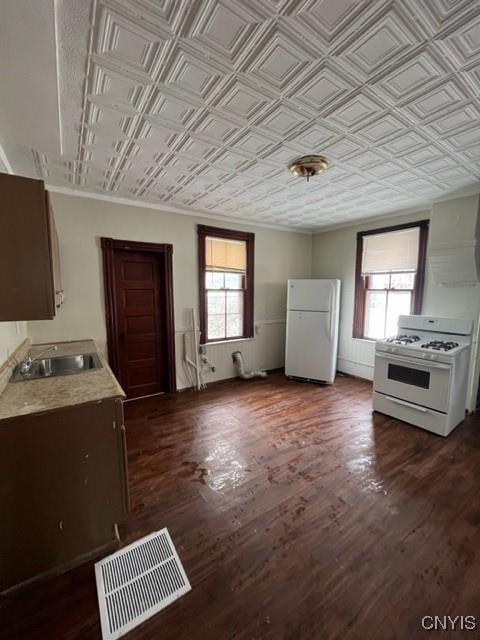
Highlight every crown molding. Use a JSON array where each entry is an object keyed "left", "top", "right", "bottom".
[
  {"left": 431, "top": 184, "right": 480, "bottom": 206},
  {"left": 310, "top": 204, "right": 432, "bottom": 235},
  {"left": 46, "top": 185, "right": 313, "bottom": 235}
]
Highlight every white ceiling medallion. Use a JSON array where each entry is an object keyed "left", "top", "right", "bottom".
[{"left": 288, "top": 155, "right": 329, "bottom": 181}]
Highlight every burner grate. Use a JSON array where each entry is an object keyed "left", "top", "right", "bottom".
[
  {"left": 386, "top": 334, "right": 421, "bottom": 345},
  {"left": 421, "top": 341, "right": 459, "bottom": 351}
]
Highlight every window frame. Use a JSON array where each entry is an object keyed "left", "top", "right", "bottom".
[
  {"left": 363, "top": 271, "right": 416, "bottom": 340},
  {"left": 198, "top": 224, "right": 255, "bottom": 344},
  {"left": 353, "top": 220, "right": 429, "bottom": 340}
]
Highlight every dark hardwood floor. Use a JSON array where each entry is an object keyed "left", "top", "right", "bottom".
[{"left": 2, "top": 373, "right": 480, "bottom": 639}]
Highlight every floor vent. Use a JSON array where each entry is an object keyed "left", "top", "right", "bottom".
[{"left": 95, "top": 529, "right": 191, "bottom": 640}]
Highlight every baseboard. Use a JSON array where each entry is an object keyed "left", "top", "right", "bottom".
[
  {"left": 337, "top": 357, "right": 374, "bottom": 381},
  {"left": 176, "top": 364, "right": 372, "bottom": 392},
  {"left": 264, "top": 366, "right": 284, "bottom": 374},
  {"left": 177, "top": 365, "right": 284, "bottom": 392},
  {"left": 124, "top": 391, "right": 167, "bottom": 403},
  {"left": 337, "top": 370, "right": 373, "bottom": 383}
]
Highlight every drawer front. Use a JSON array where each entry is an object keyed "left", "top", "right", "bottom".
[{"left": 373, "top": 391, "right": 449, "bottom": 437}]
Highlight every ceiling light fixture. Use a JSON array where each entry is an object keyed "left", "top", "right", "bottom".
[{"left": 288, "top": 155, "right": 329, "bottom": 182}]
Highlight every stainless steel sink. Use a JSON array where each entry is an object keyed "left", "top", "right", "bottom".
[{"left": 12, "top": 353, "right": 102, "bottom": 382}]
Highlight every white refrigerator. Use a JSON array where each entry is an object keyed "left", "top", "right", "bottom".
[{"left": 285, "top": 279, "right": 341, "bottom": 384}]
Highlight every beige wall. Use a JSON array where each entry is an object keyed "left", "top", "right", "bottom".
[
  {"left": 0, "top": 321, "right": 27, "bottom": 366},
  {"left": 311, "top": 196, "right": 480, "bottom": 411},
  {"left": 8, "top": 189, "right": 478, "bottom": 408},
  {"left": 312, "top": 210, "right": 430, "bottom": 379},
  {"left": 28, "top": 193, "right": 312, "bottom": 389}
]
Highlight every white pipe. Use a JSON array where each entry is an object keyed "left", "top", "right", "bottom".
[
  {"left": 182, "top": 310, "right": 207, "bottom": 391},
  {"left": 182, "top": 333, "right": 196, "bottom": 389},
  {"left": 192, "top": 307, "right": 203, "bottom": 390},
  {"left": 232, "top": 351, "right": 267, "bottom": 380}
]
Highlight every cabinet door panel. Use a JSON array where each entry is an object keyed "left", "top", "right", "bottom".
[
  {"left": 46, "top": 192, "right": 63, "bottom": 309},
  {"left": 0, "top": 173, "right": 56, "bottom": 320},
  {"left": 0, "top": 399, "right": 126, "bottom": 591}
]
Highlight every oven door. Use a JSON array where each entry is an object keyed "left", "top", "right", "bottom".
[{"left": 373, "top": 352, "right": 451, "bottom": 413}]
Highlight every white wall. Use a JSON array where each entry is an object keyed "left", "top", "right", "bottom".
[
  {"left": 0, "top": 321, "right": 27, "bottom": 366},
  {"left": 312, "top": 195, "right": 480, "bottom": 411},
  {"left": 28, "top": 193, "right": 312, "bottom": 389}
]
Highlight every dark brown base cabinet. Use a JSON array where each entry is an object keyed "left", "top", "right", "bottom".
[{"left": 0, "top": 399, "right": 128, "bottom": 593}]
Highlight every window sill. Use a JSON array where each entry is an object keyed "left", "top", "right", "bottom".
[
  {"left": 204, "top": 336, "right": 255, "bottom": 346},
  {"left": 352, "top": 337, "right": 376, "bottom": 344}
]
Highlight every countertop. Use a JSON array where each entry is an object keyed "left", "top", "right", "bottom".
[{"left": 0, "top": 340, "right": 125, "bottom": 421}]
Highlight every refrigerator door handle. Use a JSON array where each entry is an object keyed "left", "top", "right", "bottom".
[{"left": 329, "top": 312, "right": 334, "bottom": 340}]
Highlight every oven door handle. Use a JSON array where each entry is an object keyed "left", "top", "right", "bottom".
[
  {"left": 375, "top": 352, "right": 451, "bottom": 370},
  {"left": 385, "top": 396, "right": 429, "bottom": 413}
]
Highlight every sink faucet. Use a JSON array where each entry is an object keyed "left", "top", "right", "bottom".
[{"left": 20, "top": 345, "right": 58, "bottom": 374}]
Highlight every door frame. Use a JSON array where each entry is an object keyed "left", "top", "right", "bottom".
[{"left": 101, "top": 237, "right": 176, "bottom": 395}]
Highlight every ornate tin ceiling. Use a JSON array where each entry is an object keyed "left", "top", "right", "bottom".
[{"left": 1, "top": 0, "right": 480, "bottom": 230}]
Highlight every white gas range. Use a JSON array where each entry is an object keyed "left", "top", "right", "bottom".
[{"left": 373, "top": 315, "right": 472, "bottom": 437}]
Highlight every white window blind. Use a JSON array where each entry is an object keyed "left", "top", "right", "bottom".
[
  {"left": 362, "top": 227, "right": 420, "bottom": 274},
  {"left": 205, "top": 237, "right": 246, "bottom": 272}
]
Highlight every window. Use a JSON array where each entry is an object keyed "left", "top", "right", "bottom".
[
  {"left": 353, "top": 221, "right": 429, "bottom": 340},
  {"left": 198, "top": 225, "right": 254, "bottom": 343}
]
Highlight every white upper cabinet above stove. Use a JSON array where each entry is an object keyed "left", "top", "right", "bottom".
[{"left": 428, "top": 195, "right": 480, "bottom": 287}]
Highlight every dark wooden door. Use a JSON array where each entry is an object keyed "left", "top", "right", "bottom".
[{"left": 113, "top": 250, "right": 167, "bottom": 398}]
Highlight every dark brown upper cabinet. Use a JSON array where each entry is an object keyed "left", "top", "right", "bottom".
[{"left": 0, "top": 173, "right": 63, "bottom": 321}]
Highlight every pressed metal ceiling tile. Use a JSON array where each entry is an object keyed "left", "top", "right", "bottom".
[{"left": 2, "top": 0, "right": 480, "bottom": 230}]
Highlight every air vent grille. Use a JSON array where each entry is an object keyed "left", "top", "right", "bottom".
[{"left": 95, "top": 529, "right": 191, "bottom": 640}]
